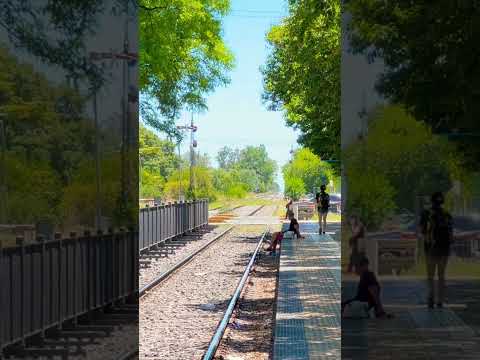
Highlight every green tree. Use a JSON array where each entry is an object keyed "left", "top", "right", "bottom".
[
  {"left": 140, "top": 124, "right": 179, "bottom": 178},
  {"left": 0, "top": 46, "right": 106, "bottom": 228},
  {"left": 139, "top": 124, "right": 180, "bottom": 198},
  {"left": 346, "top": 169, "right": 396, "bottom": 230},
  {"left": 344, "top": 105, "right": 465, "bottom": 217},
  {"left": 237, "top": 145, "right": 278, "bottom": 192},
  {"left": 0, "top": 1, "right": 120, "bottom": 89},
  {"left": 216, "top": 146, "right": 240, "bottom": 169},
  {"left": 284, "top": 177, "right": 305, "bottom": 201},
  {"left": 262, "top": 0, "right": 340, "bottom": 167},
  {"left": 230, "top": 168, "right": 259, "bottom": 193},
  {"left": 140, "top": 0, "right": 234, "bottom": 135},
  {"left": 345, "top": 0, "right": 480, "bottom": 168},
  {"left": 164, "top": 166, "right": 216, "bottom": 201},
  {"left": 283, "top": 148, "right": 334, "bottom": 195}
]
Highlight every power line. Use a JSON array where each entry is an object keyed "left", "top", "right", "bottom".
[
  {"left": 229, "top": 14, "right": 283, "bottom": 19},
  {"left": 231, "top": 9, "right": 285, "bottom": 14}
]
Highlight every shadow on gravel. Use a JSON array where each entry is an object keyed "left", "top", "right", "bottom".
[
  {"left": 139, "top": 225, "right": 221, "bottom": 266},
  {"left": 213, "top": 250, "right": 279, "bottom": 359}
]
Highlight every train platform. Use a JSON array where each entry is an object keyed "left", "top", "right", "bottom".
[
  {"left": 342, "top": 277, "right": 480, "bottom": 359},
  {"left": 273, "top": 222, "right": 341, "bottom": 360}
]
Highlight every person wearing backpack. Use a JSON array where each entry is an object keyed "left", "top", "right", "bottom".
[
  {"left": 316, "top": 185, "right": 330, "bottom": 234},
  {"left": 418, "top": 191, "right": 453, "bottom": 309}
]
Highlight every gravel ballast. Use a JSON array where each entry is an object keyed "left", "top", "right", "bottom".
[
  {"left": 214, "top": 244, "right": 279, "bottom": 360},
  {"left": 140, "top": 225, "right": 229, "bottom": 289},
  {"left": 140, "top": 225, "right": 268, "bottom": 360}
]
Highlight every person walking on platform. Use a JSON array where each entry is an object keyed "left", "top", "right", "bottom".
[
  {"left": 347, "top": 214, "right": 366, "bottom": 273},
  {"left": 418, "top": 191, "right": 453, "bottom": 309},
  {"left": 316, "top": 185, "right": 330, "bottom": 234}
]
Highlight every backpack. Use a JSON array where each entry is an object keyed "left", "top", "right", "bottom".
[
  {"left": 320, "top": 193, "right": 330, "bottom": 209},
  {"left": 424, "top": 209, "right": 452, "bottom": 250}
]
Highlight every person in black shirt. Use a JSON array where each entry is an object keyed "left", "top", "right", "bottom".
[
  {"left": 342, "top": 257, "right": 393, "bottom": 318},
  {"left": 316, "top": 185, "right": 330, "bottom": 234},
  {"left": 418, "top": 191, "right": 453, "bottom": 309}
]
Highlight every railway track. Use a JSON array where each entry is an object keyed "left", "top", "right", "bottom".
[
  {"left": 208, "top": 204, "right": 266, "bottom": 223},
  {"left": 139, "top": 225, "right": 235, "bottom": 298},
  {"left": 140, "top": 205, "right": 264, "bottom": 298},
  {"left": 202, "top": 230, "right": 269, "bottom": 360},
  {"left": 140, "top": 207, "right": 268, "bottom": 359}
]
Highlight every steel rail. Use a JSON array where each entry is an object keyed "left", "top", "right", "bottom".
[
  {"left": 248, "top": 204, "right": 265, "bottom": 216},
  {"left": 202, "top": 228, "right": 269, "bottom": 360},
  {"left": 139, "top": 225, "right": 235, "bottom": 298}
]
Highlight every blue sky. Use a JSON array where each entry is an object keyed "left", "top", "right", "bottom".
[{"left": 177, "top": 0, "right": 299, "bottom": 189}]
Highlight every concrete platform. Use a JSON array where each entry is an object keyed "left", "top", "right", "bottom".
[
  {"left": 273, "top": 222, "right": 341, "bottom": 359},
  {"left": 342, "top": 278, "right": 480, "bottom": 359}
]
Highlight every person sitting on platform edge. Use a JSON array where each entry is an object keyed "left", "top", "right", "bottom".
[
  {"left": 341, "top": 257, "right": 393, "bottom": 319},
  {"left": 287, "top": 211, "right": 304, "bottom": 239},
  {"left": 266, "top": 212, "right": 304, "bottom": 254}
]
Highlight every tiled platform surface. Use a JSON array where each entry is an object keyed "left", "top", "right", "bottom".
[
  {"left": 273, "top": 222, "right": 341, "bottom": 359},
  {"left": 342, "top": 278, "right": 480, "bottom": 359}
]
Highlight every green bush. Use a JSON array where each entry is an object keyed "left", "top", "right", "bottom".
[
  {"left": 284, "top": 177, "right": 305, "bottom": 201},
  {"left": 345, "top": 169, "right": 396, "bottom": 230}
]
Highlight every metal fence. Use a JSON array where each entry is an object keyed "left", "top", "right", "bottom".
[
  {"left": 139, "top": 200, "right": 208, "bottom": 253},
  {"left": 0, "top": 230, "right": 138, "bottom": 352}
]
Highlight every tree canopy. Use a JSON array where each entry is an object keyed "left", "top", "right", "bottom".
[
  {"left": 344, "top": 105, "right": 466, "bottom": 229},
  {"left": 262, "top": 0, "right": 340, "bottom": 167},
  {"left": 283, "top": 148, "right": 334, "bottom": 196},
  {"left": 0, "top": 46, "right": 131, "bottom": 228},
  {"left": 216, "top": 146, "right": 240, "bottom": 169},
  {"left": 345, "top": 0, "right": 480, "bottom": 166},
  {"left": 140, "top": 0, "right": 234, "bottom": 137},
  {"left": 0, "top": 1, "right": 135, "bottom": 90},
  {"left": 282, "top": 147, "right": 336, "bottom": 200},
  {"left": 214, "top": 145, "right": 278, "bottom": 193}
]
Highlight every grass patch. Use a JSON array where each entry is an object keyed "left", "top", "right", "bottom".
[
  {"left": 311, "top": 212, "right": 342, "bottom": 223},
  {"left": 211, "top": 193, "right": 285, "bottom": 213},
  {"left": 403, "top": 258, "right": 480, "bottom": 278}
]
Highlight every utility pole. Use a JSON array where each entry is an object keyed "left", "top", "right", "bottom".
[
  {"left": 177, "top": 141, "right": 184, "bottom": 201},
  {"left": 89, "top": 14, "right": 138, "bottom": 228},
  {"left": 0, "top": 114, "right": 7, "bottom": 224},
  {"left": 189, "top": 113, "right": 195, "bottom": 198},
  {"left": 176, "top": 113, "right": 198, "bottom": 200}
]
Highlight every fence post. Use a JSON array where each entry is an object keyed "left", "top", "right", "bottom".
[
  {"left": 70, "top": 232, "right": 77, "bottom": 325},
  {"left": 0, "top": 239, "right": 3, "bottom": 352},
  {"left": 16, "top": 237, "right": 26, "bottom": 346},
  {"left": 83, "top": 230, "right": 92, "bottom": 320},
  {"left": 55, "top": 232, "right": 64, "bottom": 329},
  {"left": 173, "top": 202, "right": 178, "bottom": 237}
]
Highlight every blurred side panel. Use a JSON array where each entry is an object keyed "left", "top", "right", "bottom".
[
  {"left": 0, "top": 1, "right": 139, "bottom": 358},
  {"left": 341, "top": 1, "right": 480, "bottom": 359}
]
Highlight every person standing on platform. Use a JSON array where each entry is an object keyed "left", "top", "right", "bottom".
[
  {"left": 285, "top": 199, "right": 294, "bottom": 220},
  {"left": 316, "top": 185, "right": 330, "bottom": 234},
  {"left": 418, "top": 191, "right": 453, "bottom": 309},
  {"left": 347, "top": 214, "right": 366, "bottom": 273}
]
